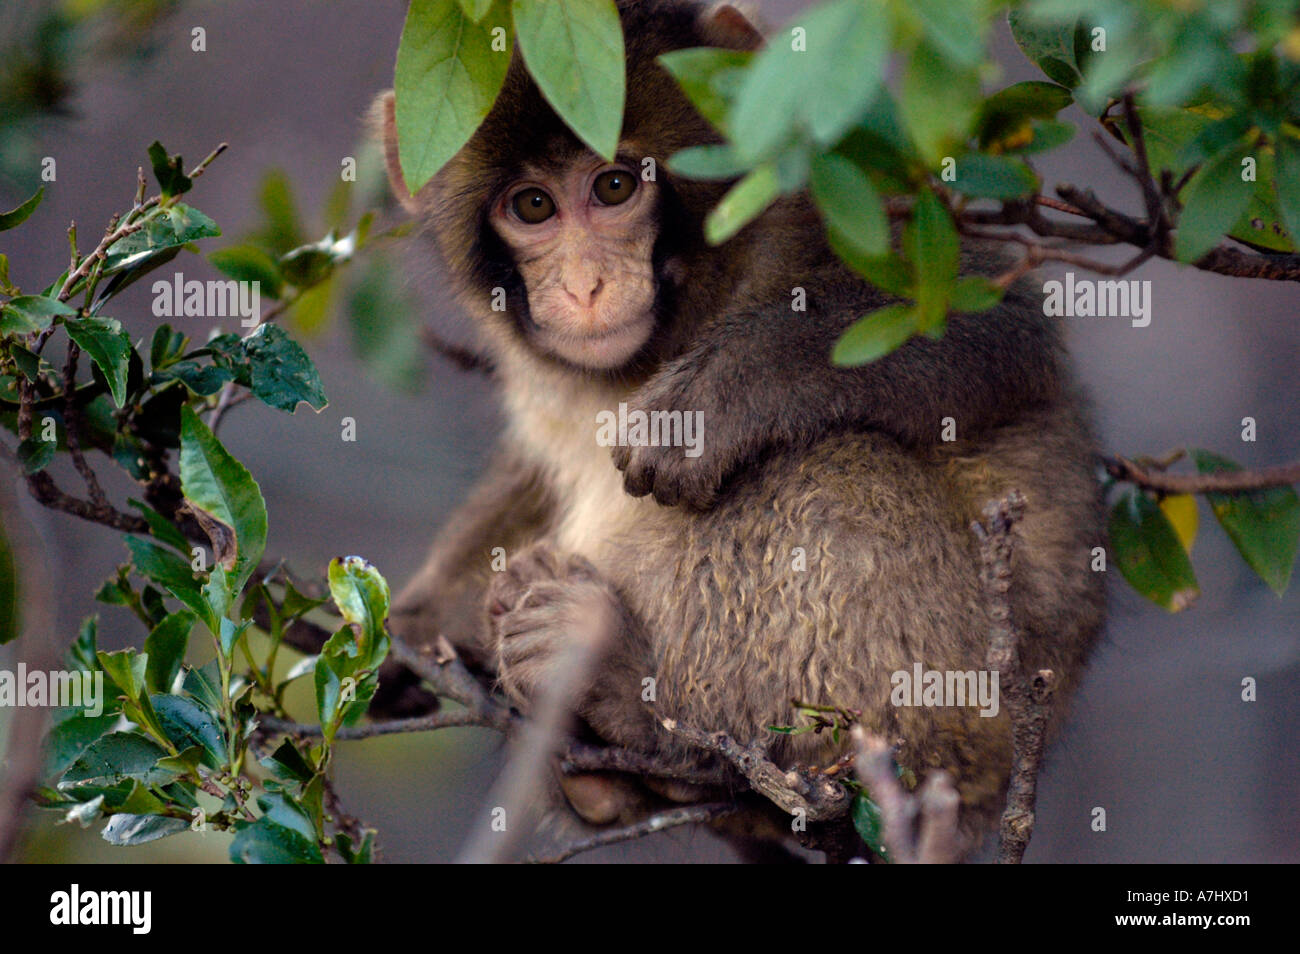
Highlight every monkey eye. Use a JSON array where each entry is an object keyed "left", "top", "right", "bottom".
[
  {"left": 511, "top": 187, "right": 556, "bottom": 224},
  {"left": 592, "top": 169, "right": 637, "bottom": 206}
]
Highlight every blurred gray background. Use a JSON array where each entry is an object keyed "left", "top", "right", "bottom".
[{"left": 1, "top": 0, "right": 1296, "bottom": 862}]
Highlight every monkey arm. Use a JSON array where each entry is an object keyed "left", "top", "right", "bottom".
[
  {"left": 388, "top": 448, "right": 554, "bottom": 670},
  {"left": 615, "top": 273, "right": 1064, "bottom": 509}
]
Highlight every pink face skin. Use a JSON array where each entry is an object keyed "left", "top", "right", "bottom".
[{"left": 490, "top": 156, "right": 659, "bottom": 370}]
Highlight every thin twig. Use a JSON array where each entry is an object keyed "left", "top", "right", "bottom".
[
  {"left": 261, "top": 710, "right": 492, "bottom": 740},
  {"left": 524, "top": 802, "right": 738, "bottom": 864},
  {"left": 60, "top": 343, "right": 109, "bottom": 507}
]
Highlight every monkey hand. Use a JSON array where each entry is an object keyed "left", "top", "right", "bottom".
[
  {"left": 487, "top": 543, "right": 621, "bottom": 715},
  {"left": 613, "top": 356, "right": 757, "bottom": 510}
]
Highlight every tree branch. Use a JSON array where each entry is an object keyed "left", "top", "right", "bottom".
[
  {"left": 660, "top": 718, "right": 850, "bottom": 822},
  {"left": 1105, "top": 455, "right": 1300, "bottom": 493},
  {"left": 972, "top": 490, "right": 1054, "bottom": 864},
  {"left": 853, "top": 728, "right": 965, "bottom": 864}
]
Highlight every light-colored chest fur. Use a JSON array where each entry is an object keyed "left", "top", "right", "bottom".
[{"left": 501, "top": 365, "right": 655, "bottom": 564}]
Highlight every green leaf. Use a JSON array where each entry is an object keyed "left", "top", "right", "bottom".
[
  {"left": 809, "top": 153, "right": 887, "bottom": 258},
  {"left": 126, "top": 536, "right": 209, "bottom": 625},
  {"left": 256, "top": 170, "right": 304, "bottom": 256},
  {"left": 976, "top": 81, "right": 1073, "bottom": 149},
  {"left": 657, "top": 47, "right": 753, "bottom": 135},
  {"left": 261, "top": 738, "right": 316, "bottom": 783},
  {"left": 1009, "top": 119, "right": 1077, "bottom": 156},
  {"left": 183, "top": 660, "right": 224, "bottom": 714},
  {"left": 704, "top": 165, "right": 779, "bottom": 245},
  {"left": 16, "top": 437, "right": 55, "bottom": 475},
  {"left": 851, "top": 791, "right": 888, "bottom": 860},
  {"left": 950, "top": 276, "right": 1004, "bottom": 312},
  {"left": 0, "top": 254, "right": 14, "bottom": 295},
  {"left": 9, "top": 345, "right": 42, "bottom": 384},
  {"left": 1134, "top": 106, "right": 1292, "bottom": 253},
  {"left": 230, "top": 816, "right": 324, "bottom": 864},
  {"left": 337, "top": 830, "right": 376, "bottom": 864},
  {"left": 67, "top": 616, "right": 101, "bottom": 674},
  {"left": 666, "top": 144, "right": 750, "bottom": 181},
  {"left": 64, "top": 316, "right": 131, "bottom": 406},
  {"left": 152, "top": 693, "right": 225, "bottom": 768},
  {"left": 1192, "top": 449, "right": 1300, "bottom": 596},
  {"left": 457, "top": 0, "right": 493, "bottom": 21},
  {"left": 61, "top": 732, "right": 171, "bottom": 788},
  {"left": 826, "top": 235, "right": 913, "bottom": 297},
  {"left": 147, "top": 141, "right": 192, "bottom": 199},
  {"left": 1273, "top": 136, "right": 1300, "bottom": 253},
  {"left": 730, "top": 0, "right": 889, "bottom": 163},
  {"left": 513, "top": 0, "right": 624, "bottom": 161},
  {"left": 258, "top": 792, "right": 318, "bottom": 842},
  {"left": 179, "top": 405, "right": 268, "bottom": 591},
  {"left": 0, "top": 294, "right": 76, "bottom": 335},
  {"left": 315, "top": 644, "right": 344, "bottom": 738},
  {"left": 1007, "top": 10, "right": 1083, "bottom": 88},
  {"left": 153, "top": 359, "right": 233, "bottom": 396},
  {"left": 96, "top": 650, "right": 147, "bottom": 702},
  {"left": 949, "top": 153, "right": 1039, "bottom": 199},
  {"left": 0, "top": 502, "right": 15, "bottom": 645},
  {"left": 102, "top": 204, "right": 220, "bottom": 274},
  {"left": 144, "top": 611, "right": 195, "bottom": 693},
  {"left": 905, "top": 190, "right": 960, "bottom": 330},
  {"left": 101, "top": 813, "right": 189, "bottom": 846},
  {"left": 328, "top": 556, "right": 391, "bottom": 655},
  {"left": 912, "top": 0, "right": 986, "bottom": 69},
  {"left": 901, "top": 43, "right": 979, "bottom": 164},
  {"left": 0, "top": 187, "right": 44, "bottom": 231},
  {"left": 1174, "top": 138, "right": 1256, "bottom": 263},
  {"left": 394, "top": 0, "right": 513, "bottom": 192},
  {"left": 1109, "top": 489, "right": 1200, "bottom": 612},
  {"left": 345, "top": 257, "right": 426, "bottom": 392},
  {"left": 287, "top": 274, "right": 336, "bottom": 334},
  {"left": 150, "top": 323, "right": 187, "bottom": 370},
  {"left": 209, "top": 245, "right": 283, "bottom": 300},
  {"left": 45, "top": 711, "right": 121, "bottom": 778},
  {"left": 278, "top": 244, "right": 335, "bottom": 289},
  {"left": 832, "top": 303, "right": 918, "bottom": 366},
  {"left": 242, "top": 324, "right": 328, "bottom": 413}
]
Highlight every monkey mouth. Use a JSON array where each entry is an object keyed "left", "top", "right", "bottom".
[{"left": 541, "top": 313, "right": 656, "bottom": 370}]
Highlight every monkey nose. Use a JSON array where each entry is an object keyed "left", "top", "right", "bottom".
[{"left": 563, "top": 276, "right": 604, "bottom": 308}]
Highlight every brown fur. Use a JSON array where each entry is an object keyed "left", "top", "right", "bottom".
[{"left": 382, "top": 0, "right": 1106, "bottom": 846}]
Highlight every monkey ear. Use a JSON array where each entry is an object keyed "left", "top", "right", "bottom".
[
  {"left": 370, "top": 89, "right": 420, "bottom": 213},
  {"left": 700, "top": 3, "right": 764, "bottom": 51}
]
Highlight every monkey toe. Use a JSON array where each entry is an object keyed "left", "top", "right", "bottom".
[{"left": 555, "top": 767, "right": 643, "bottom": 826}]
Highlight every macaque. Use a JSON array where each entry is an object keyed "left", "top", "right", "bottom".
[{"left": 376, "top": 0, "right": 1105, "bottom": 850}]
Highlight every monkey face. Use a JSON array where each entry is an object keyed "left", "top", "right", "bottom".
[{"left": 489, "top": 154, "right": 659, "bottom": 370}]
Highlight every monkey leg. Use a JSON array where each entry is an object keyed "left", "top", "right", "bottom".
[{"left": 486, "top": 541, "right": 669, "bottom": 825}]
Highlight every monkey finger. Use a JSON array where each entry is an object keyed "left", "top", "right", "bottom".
[{"left": 620, "top": 454, "right": 657, "bottom": 498}]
